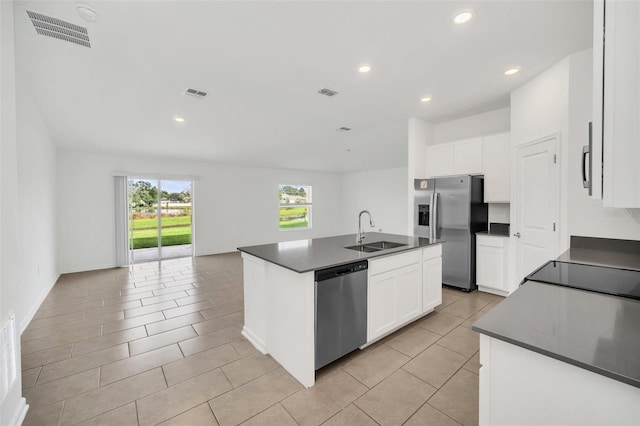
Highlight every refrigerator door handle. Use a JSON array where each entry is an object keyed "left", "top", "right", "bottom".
[
  {"left": 428, "top": 192, "right": 434, "bottom": 239},
  {"left": 432, "top": 192, "right": 439, "bottom": 240}
]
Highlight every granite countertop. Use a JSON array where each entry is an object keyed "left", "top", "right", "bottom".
[
  {"left": 237, "top": 232, "right": 442, "bottom": 273},
  {"left": 472, "top": 281, "right": 640, "bottom": 388}
]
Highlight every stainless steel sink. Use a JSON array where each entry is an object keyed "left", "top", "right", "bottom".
[{"left": 344, "top": 241, "right": 408, "bottom": 252}]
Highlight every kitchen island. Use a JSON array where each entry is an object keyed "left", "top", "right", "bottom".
[
  {"left": 472, "top": 237, "right": 640, "bottom": 425},
  {"left": 238, "top": 232, "right": 443, "bottom": 387}
]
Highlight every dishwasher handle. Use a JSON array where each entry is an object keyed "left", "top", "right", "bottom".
[{"left": 315, "top": 261, "right": 368, "bottom": 282}]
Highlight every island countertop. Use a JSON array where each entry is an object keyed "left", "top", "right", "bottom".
[{"left": 237, "top": 232, "right": 442, "bottom": 273}]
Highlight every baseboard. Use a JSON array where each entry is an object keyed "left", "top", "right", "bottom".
[
  {"left": 8, "top": 398, "right": 28, "bottom": 426},
  {"left": 60, "top": 263, "right": 118, "bottom": 274},
  {"left": 241, "top": 326, "right": 267, "bottom": 354},
  {"left": 20, "top": 273, "right": 60, "bottom": 334}
]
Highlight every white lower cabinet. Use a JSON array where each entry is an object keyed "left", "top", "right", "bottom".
[
  {"left": 422, "top": 245, "right": 442, "bottom": 313},
  {"left": 476, "top": 235, "right": 511, "bottom": 296},
  {"left": 368, "top": 246, "right": 442, "bottom": 343}
]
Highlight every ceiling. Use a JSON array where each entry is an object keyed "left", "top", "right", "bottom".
[{"left": 13, "top": 1, "right": 593, "bottom": 173}]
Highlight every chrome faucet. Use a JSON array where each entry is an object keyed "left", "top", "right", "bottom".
[{"left": 357, "top": 210, "right": 375, "bottom": 244}]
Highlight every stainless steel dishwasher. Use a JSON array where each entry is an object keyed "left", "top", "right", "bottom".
[{"left": 314, "top": 260, "right": 368, "bottom": 370}]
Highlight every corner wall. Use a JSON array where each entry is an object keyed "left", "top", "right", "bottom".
[{"left": 56, "top": 151, "right": 344, "bottom": 273}]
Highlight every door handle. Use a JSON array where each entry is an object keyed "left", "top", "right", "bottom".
[{"left": 513, "top": 232, "right": 521, "bottom": 238}]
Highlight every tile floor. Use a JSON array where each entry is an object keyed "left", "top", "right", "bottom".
[{"left": 21, "top": 252, "right": 503, "bottom": 426}]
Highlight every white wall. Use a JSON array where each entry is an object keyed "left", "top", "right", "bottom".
[
  {"left": 341, "top": 167, "right": 408, "bottom": 236},
  {"left": 432, "top": 107, "right": 511, "bottom": 145},
  {"left": 15, "top": 70, "right": 59, "bottom": 332},
  {"left": 566, "top": 49, "right": 640, "bottom": 239},
  {"left": 57, "top": 150, "right": 344, "bottom": 273},
  {"left": 1, "top": 1, "right": 28, "bottom": 424}
]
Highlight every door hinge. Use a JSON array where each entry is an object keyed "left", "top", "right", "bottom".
[
  {"left": 553, "top": 154, "right": 557, "bottom": 164},
  {"left": 553, "top": 222, "right": 556, "bottom": 232}
]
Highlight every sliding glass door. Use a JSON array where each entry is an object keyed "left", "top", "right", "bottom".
[{"left": 127, "top": 178, "right": 193, "bottom": 263}]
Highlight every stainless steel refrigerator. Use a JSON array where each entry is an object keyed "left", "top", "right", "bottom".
[{"left": 414, "top": 176, "right": 488, "bottom": 291}]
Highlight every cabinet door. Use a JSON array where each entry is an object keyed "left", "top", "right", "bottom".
[
  {"left": 368, "top": 270, "right": 398, "bottom": 341},
  {"left": 601, "top": 0, "right": 640, "bottom": 207},
  {"left": 396, "top": 263, "right": 423, "bottom": 324},
  {"left": 422, "top": 257, "right": 442, "bottom": 313},
  {"left": 476, "top": 238, "right": 507, "bottom": 293},
  {"left": 454, "top": 138, "right": 483, "bottom": 175},
  {"left": 483, "top": 133, "right": 511, "bottom": 202},
  {"left": 426, "top": 144, "right": 454, "bottom": 177}
]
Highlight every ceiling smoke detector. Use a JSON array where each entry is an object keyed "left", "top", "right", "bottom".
[
  {"left": 26, "top": 10, "right": 91, "bottom": 48},
  {"left": 337, "top": 127, "right": 351, "bottom": 132},
  {"left": 318, "top": 88, "right": 338, "bottom": 97},
  {"left": 76, "top": 5, "right": 97, "bottom": 22},
  {"left": 184, "top": 88, "right": 207, "bottom": 99}
]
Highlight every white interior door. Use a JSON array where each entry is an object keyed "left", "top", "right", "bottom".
[{"left": 513, "top": 136, "right": 560, "bottom": 281}]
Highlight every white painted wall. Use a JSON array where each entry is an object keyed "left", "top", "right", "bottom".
[
  {"left": 510, "top": 48, "right": 640, "bottom": 246},
  {"left": 567, "top": 49, "right": 640, "bottom": 239},
  {"left": 1, "top": 2, "right": 28, "bottom": 424},
  {"left": 432, "top": 107, "right": 511, "bottom": 145},
  {"left": 15, "top": 72, "right": 59, "bottom": 332},
  {"left": 57, "top": 150, "right": 344, "bottom": 273},
  {"left": 341, "top": 167, "right": 408, "bottom": 236}
]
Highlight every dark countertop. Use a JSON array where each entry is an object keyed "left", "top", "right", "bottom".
[
  {"left": 476, "top": 231, "right": 510, "bottom": 238},
  {"left": 472, "top": 281, "right": 640, "bottom": 388},
  {"left": 238, "top": 232, "right": 442, "bottom": 273}
]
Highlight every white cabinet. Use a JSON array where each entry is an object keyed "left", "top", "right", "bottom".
[
  {"left": 479, "top": 335, "right": 640, "bottom": 425},
  {"left": 426, "top": 138, "right": 482, "bottom": 177},
  {"left": 592, "top": 0, "right": 640, "bottom": 207},
  {"left": 425, "top": 143, "right": 454, "bottom": 177},
  {"left": 482, "top": 133, "right": 511, "bottom": 202},
  {"left": 476, "top": 235, "right": 511, "bottom": 296},
  {"left": 422, "top": 245, "right": 442, "bottom": 313},
  {"left": 453, "top": 138, "right": 483, "bottom": 175},
  {"left": 368, "top": 250, "right": 422, "bottom": 341}
]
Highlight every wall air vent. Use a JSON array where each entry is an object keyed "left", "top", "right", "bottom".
[
  {"left": 26, "top": 10, "right": 91, "bottom": 48},
  {"left": 337, "top": 127, "right": 351, "bottom": 132},
  {"left": 318, "top": 88, "right": 338, "bottom": 97},
  {"left": 184, "top": 88, "right": 208, "bottom": 99}
]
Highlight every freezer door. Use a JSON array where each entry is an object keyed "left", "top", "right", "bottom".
[{"left": 414, "top": 179, "right": 435, "bottom": 238}]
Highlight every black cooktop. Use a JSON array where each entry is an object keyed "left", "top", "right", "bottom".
[{"left": 525, "top": 261, "right": 640, "bottom": 301}]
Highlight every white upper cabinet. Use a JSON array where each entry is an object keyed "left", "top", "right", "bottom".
[
  {"left": 426, "top": 138, "right": 482, "bottom": 177},
  {"left": 425, "top": 143, "right": 454, "bottom": 177},
  {"left": 592, "top": 0, "right": 640, "bottom": 207},
  {"left": 453, "top": 138, "right": 483, "bottom": 175},
  {"left": 482, "top": 133, "right": 511, "bottom": 202}
]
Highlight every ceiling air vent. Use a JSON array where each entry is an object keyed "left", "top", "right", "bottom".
[
  {"left": 26, "top": 10, "right": 91, "bottom": 48},
  {"left": 337, "top": 127, "right": 351, "bottom": 132},
  {"left": 318, "top": 88, "right": 338, "bottom": 97},
  {"left": 184, "top": 88, "right": 208, "bottom": 99}
]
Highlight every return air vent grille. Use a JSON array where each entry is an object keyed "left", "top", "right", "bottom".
[
  {"left": 318, "top": 88, "right": 338, "bottom": 97},
  {"left": 184, "top": 88, "right": 208, "bottom": 98},
  {"left": 26, "top": 10, "right": 91, "bottom": 48},
  {"left": 0, "top": 314, "right": 17, "bottom": 404}
]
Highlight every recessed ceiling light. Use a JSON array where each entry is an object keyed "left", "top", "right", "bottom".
[
  {"left": 174, "top": 116, "right": 185, "bottom": 123},
  {"left": 453, "top": 12, "right": 473, "bottom": 24},
  {"left": 358, "top": 64, "right": 371, "bottom": 73},
  {"left": 420, "top": 96, "right": 432, "bottom": 103},
  {"left": 76, "top": 5, "right": 97, "bottom": 22},
  {"left": 504, "top": 67, "right": 521, "bottom": 76}
]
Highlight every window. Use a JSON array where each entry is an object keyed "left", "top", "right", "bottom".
[{"left": 279, "top": 184, "right": 312, "bottom": 230}]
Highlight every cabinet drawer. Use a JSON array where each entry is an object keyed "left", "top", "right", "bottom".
[
  {"left": 476, "top": 235, "right": 506, "bottom": 248},
  {"left": 369, "top": 249, "right": 421, "bottom": 276},
  {"left": 422, "top": 244, "right": 442, "bottom": 261}
]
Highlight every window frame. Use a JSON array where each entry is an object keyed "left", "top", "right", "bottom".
[{"left": 278, "top": 184, "right": 312, "bottom": 231}]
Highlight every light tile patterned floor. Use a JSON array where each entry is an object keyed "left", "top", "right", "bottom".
[{"left": 21, "top": 252, "right": 503, "bottom": 426}]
